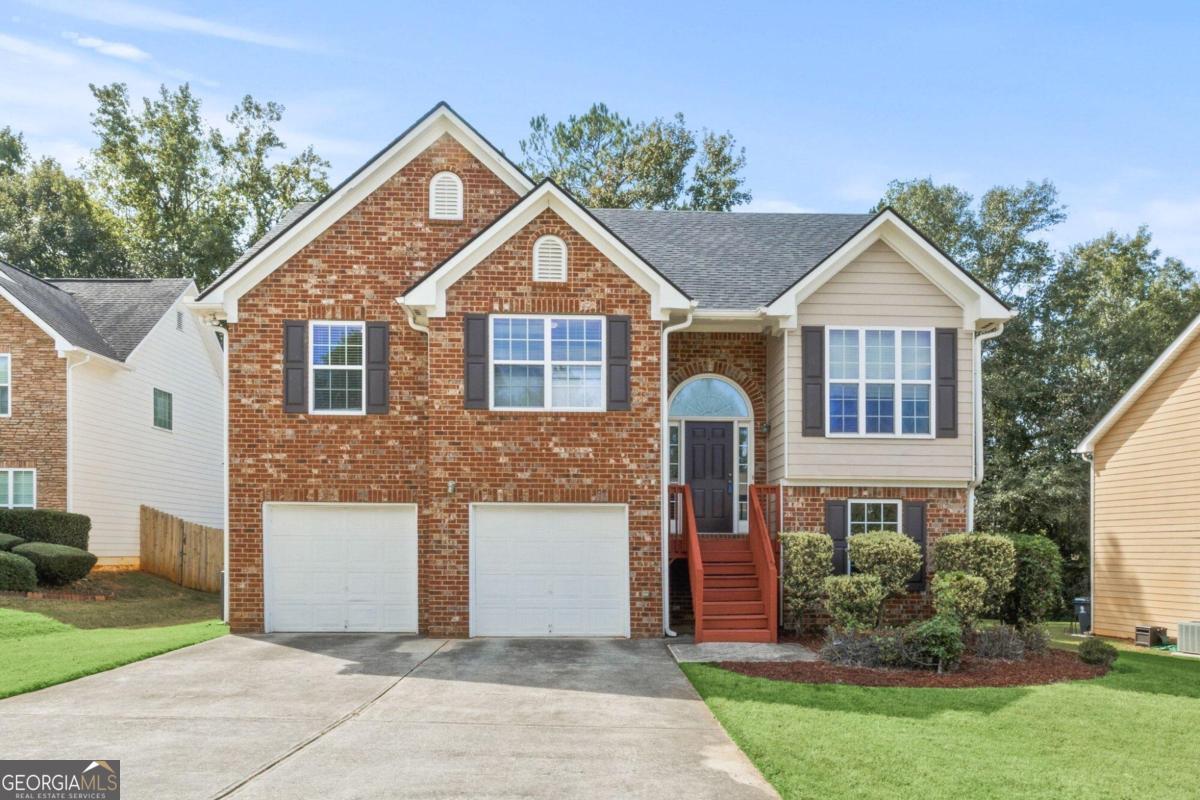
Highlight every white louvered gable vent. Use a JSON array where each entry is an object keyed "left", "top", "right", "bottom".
[
  {"left": 429, "top": 171, "right": 463, "bottom": 220},
  {"left": 533, "top": 235, "right": 567, "bottom": 282}
]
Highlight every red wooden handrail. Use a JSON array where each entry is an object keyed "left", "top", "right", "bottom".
[
  {"left": 668, "top": 484, "right": 706, "bottom": 643},
  {"left": 748, "top": 485, "right": 779, "bottom": 641}
]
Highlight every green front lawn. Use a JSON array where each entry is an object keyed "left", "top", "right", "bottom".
[
  {"left": 0, "top": 571, "right": 227, "bottom": 699},
  {"left": 684, "top": 642, "right": 1200, "bottom": 799}
]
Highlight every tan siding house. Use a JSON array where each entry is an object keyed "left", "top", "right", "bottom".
[{"left": 1078, "top": 314, "right": 1200, "bottom": 639}]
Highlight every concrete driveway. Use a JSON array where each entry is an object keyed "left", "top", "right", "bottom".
[{"left": 0, "top": 634, "right": 776, "bottom": 799}]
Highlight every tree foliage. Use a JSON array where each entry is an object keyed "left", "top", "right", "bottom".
[{"left": 519, "top": 103, "right": 750, "bottom": 210}]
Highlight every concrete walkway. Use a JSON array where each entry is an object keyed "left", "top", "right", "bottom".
[{"left": 0, "top": 634, "right": 777, "bottom": 799}]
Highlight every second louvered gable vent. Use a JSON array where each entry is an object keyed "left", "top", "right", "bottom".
[
  {"left": 533, "top": 235, "right": 567, "bottom": 282},
  {"left": 429, "top": 171, "right": 463, "bottom": 220}
]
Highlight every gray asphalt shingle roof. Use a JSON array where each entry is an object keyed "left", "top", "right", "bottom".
[
  {"left": 591, "top": 209, "right": 873, "bottom": 309},
  {"left": 0, "top": 260, "right": 190, "bottom": 361}
]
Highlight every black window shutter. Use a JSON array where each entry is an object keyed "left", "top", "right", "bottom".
[
  {"left": 607, "top": 315, "right": 631, "bottom": 411},
  {"left": 903, "top": 500, "right": 928, "bottom": 591},
  {"left": 825, "top": 499, "right": 848, "bottom": 574},
  {"left": 365, "top": 322, "right": 389, "bottom": 414},
  {"left": 463, "top": 314, "right": 488, "bottom": 409},
  {"left": 283, "top": 321, "right": 307, "bottom": 413},
  {"left": 802, "top": 326, "right": 825, "bottom": 436},
  {"left": 935, "top": 328, "right": 958, "bottom": 438}
]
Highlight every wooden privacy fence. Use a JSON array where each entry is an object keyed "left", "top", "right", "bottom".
[{"left": 139, "top": 505, "right": 222, "bottom": 593}]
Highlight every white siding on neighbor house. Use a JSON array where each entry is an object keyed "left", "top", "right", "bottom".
[
  {"left": 784, "top": 240, "right": 974, "bottom": 484},
  {"left": 765, "top": 330, "right": 787, "bottom": 481},
  {"left": 70, "top": 295, "right": 224, "bottom": 558}
]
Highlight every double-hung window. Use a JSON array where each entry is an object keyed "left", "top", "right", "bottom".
[
  {"left": 846, "top": 499, "right": 901, "bottom": 573},
  {"left": 310, "top": 321, "right": 365, "bottom": 413},
  {"left": 491, "top": 316, "right": 604, "bottom": 410},
  {"left": 0, "top": 468, "right": 35, "bottom": 509},
  {"left": 827, "top": 327, "right": 933, "bottom": 436},
  {"left": 0, "top": 354, "right": 9, "bottom": 416}
]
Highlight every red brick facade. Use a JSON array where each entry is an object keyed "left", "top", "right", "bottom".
[{"left": 0, "top": 302, "right": 66, "bottom": 510}]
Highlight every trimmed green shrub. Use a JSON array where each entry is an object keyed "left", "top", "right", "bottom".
[
  {"left": 823, "top": 574, "right": 885, "bottom": 631},
  {"left": 0, "top": 509, "right": 90, "bottom": 550},
  {"left": 906, "top": 614, "right": 965, "bottom": 673},
  {"left": 932, "top": 571, "right": 988, "bottom": 628},
  {"left": 780, "top": 532, "right": 834, "bottom": 632},
  {"left": 1079, "top": 637, "right": 1118, "bottom": 668},
  {"left": 0, "top": 533, "right": 25, "bottom": 551},
  {"left": 933, "top": 533, "right": 1016, "bottom": 612},
  {"left": 970, "top": 624, "right": 1026, "bottom": 660},
  {"left": 0, "top": 551, "right": 37, "bottom": 592},
  {"left": 849, "top": 530, "right": 922, "bottom": 600},
  {"left": 1001, "top": 533, "right": 1064, "bottom": 625},
  {"left": 11, "top": 542, "right": 96, "bottom": 586}
]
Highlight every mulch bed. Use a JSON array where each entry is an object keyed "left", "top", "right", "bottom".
[{"left": 718, "top": 649, "right": 1107, "bottom": 688}]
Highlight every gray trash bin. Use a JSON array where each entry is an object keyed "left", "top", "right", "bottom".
[{"left": 1073, "top": 596, "right": 1090, "bottom": 633}]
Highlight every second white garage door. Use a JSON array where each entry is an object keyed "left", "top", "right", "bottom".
[
  {"left": 264, "top": 503, "right": 418, "bottom": 633},
  {"left": 471, "top": 504, "right": 629, "bottom": 637}
]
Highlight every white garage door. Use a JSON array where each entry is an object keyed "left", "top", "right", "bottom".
[
  {"left": 471, "top": 504, "right": 629, "bottom": 637},
  {"left": 264, "top": 503, "right": 418, "bottom": 633}
]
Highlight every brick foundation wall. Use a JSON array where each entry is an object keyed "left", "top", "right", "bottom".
[
  {"left": 0, "top": 302, "right": 66, "bottom": 510},
  {"left": 781, "top": 485, "right": 968, "bottom": 628}
]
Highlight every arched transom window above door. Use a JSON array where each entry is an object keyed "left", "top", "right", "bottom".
[{"left": 669, "top": 376, "right": 751, "bottom": 418}]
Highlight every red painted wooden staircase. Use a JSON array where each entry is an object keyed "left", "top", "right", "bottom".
[{"left": 669, "top": 484, "right": 780, "bottom": 643}]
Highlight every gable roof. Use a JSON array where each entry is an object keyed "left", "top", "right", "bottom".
[
  {"left": 591, "top": 209, "right": 873, "bottom": 309},
  {"left": 0, "top": 260, "right": 191, "bottom": 361},
  {"left": 194, "top": 102, "right": 534, "bottom": 319},
  {"left": 400, "top": 180, "right": 693, "bottom": 320},
  {"left": 1076, "top": 310, "right": 1200, "bottom": 454}
]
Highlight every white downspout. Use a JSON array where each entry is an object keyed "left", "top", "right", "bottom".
[
  {"left": 400, "top": 303, "right": 430, "bottom": 336},
  {"left": 661, "top": 306, "right": 696, "bottom": 637},
  {"left": 218, "top": 325, "right": 230, "bottom": 624},
  {"left": 64, "top": 352, "right": 92, "bottom": 513},
  {"left": 968, "top": 323, "right": 1005, "bottom": 530}
]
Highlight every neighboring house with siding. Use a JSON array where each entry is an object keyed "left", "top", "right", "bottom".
[
  {"left": 191, "top": 102, "right": 1012, "bottom": 639},
  {"left": 0, "top": 261, "right": 224, "bottom": 565},
  {"left": 1076, "top": 312, "right": 1200, "bottom": 639}
]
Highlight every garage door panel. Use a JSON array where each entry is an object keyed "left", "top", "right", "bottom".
[
  {"left": 265, "top": 504, "right": 418, "bottom": 633},
  {"left": 472, "top": 505, "right": 629, "bottom": 637}
]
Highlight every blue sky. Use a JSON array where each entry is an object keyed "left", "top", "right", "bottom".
[{"left": 3, "top": 0, "right": 1198, "bottom": 266}]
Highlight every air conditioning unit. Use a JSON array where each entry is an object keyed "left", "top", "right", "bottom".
[{"left": 1179, "top": 622, "right": 1200, "bottom": 655}]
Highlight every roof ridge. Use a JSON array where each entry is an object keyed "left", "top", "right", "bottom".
[{"left": 0, "top": 259, "right": 72, "bottom": 295}]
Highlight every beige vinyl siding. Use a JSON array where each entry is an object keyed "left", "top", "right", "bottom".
[
  {"left": 785, "top": 240, "right": 974, "bottom": 483},
  {"left": 1092, "top": 332, "right": 1200, "bottom": 639},
  {"left": 765, "top": 330, "right": 787, "bottom": 480}
]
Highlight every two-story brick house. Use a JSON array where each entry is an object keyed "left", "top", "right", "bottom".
[{"left": 193, "top": 103, "right": 1012, "bottom": 640}]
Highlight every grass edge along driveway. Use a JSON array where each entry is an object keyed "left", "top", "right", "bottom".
[
  {"left": 0, "top": 608, "right": 226, "bottom": 699},
  {"left": 683, "top": 643, "right": 1200, "bottom": 800}
]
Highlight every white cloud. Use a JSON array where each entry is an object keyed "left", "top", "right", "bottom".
[
  {"left": 63, "top": 31, "right": 151, "bottom": 62},
  {"left": 0, "top": 32, "right": 75, "bottom": 66},
  {"left": 1049, "top": 195, "right": 1200, "bottom": 270},
  {"left": 28, "top": 0, "right": 316, "bottom": 51}
]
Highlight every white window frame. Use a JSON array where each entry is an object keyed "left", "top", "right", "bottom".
[
  {"left": 0, "top": 353, "right": 9, "bottom": 417},
  {"left": 825, "top": 326, "right": 935, "bottom": 438},
  {"left": 309, "top": 320, "right": 367, "bottom": 416},
  {"left": 429, "top": 171, "right": 464, "bottom": 220},
  {"left": 532, "top": 235, "right": 568, "bottom": 282},
  {"left": 846, "top": 498, "right": 902, "bottom": 573},
  {"left": 488, "top": 314, "right": 606, "bottom": 412},
  {"left": 152, "top": 387, "right": 173, "bottom": 431},
  {"left": 0, "top": 468, "right": 36, "bottom": 509}
]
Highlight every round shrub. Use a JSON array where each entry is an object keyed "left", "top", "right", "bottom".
[
  {"left": 0, "top": 509, "right": 90, "bottom": 550},
  {"left": 780, "top": 532, "right": 834, "bottom": 632},
  {"left": 1022, "top": 624, "right": 1050, "bottom": 655},
  {"left": 970, "top": 624, "right": 1026, "bottom": 660},
  {"left": 849, "top": 530, "right": 923, "bottom": 600},
  {"left": 823, "top": 574, "right": 885, "bottom": 631},
  {"left": 933, "top": 533, "right": 1016, "bottom": 612},
  {"left": 1001, "top": 533, "right": 1063, "bottom": 625},
  {"left": 905, "top": 614, "right": 965, "bottom": 673},
  {"left": 11, "top": 542, "right": 96, "bottom": 586},
  {"left": 0, "top": 551, "right": 37, "bottom": 592},
  {"left": 1079, "top": 637, "right": 1118, "bottom": 668},
  {"left": 0, "top": 533, "right": 25, "bottom": 551},
  {"left": 932, "top": 571, "right": 988, "bottom": 628}
]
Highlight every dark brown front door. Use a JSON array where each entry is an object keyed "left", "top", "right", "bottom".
[{"left": 686, "top": 421, "right": 733, "bottom": 533}]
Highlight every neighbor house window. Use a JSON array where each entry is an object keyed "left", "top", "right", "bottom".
[
  {"left": 846, "top": 499, "right": 901, "bottom": 573},
  {"left": 827, "top": 328, "right": 933, "bottom": 436},
  {"left": 0, "top": 469, "right": 35, "bottom": 508},
  {"left": 0, "top": 354, "right": 9, "bottom": 416},
  {"left": 310, "top": 322, "right": 365, "bottom": 413},
  {"left": 491, "top": 316, "right": 604, "bottom": 410},
  {"left": 429, "top": 171, "right": 463, "bottom": 220},
  {"left": 153, "top": 388, "right": 173, "bottom": 430}
]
